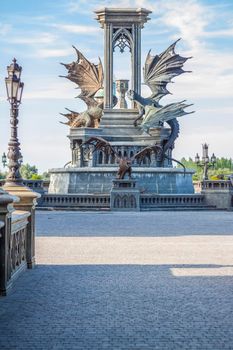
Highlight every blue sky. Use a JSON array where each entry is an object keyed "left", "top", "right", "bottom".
[{"left": 0, "top": 0, "right": 233, "bottom": 172}]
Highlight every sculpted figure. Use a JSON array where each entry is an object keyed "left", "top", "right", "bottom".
[
  {"left": 83, "top": 137, "right": 185, "bottom": 179},
  {"left": 60, "top": 47, "right": 104, "bottom": 128},
  {"left": 127, "top": 39, "right": 194, "bottom": 163}
]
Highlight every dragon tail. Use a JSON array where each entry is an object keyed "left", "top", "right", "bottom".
[
  {"left": 164, "top": 118, "right": 180, "bottom": 153},
  {"left": 157, "top": 118, "right": 180, "bottom": 167}
]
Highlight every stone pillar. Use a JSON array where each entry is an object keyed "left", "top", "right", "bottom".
[
  {"left": 3, "top": 184, "right": 40, "bottom": 268},
  {"left": 0, "top": 189, "right": 15, "bottom": 296},
  {"left": 131, "top": 24, "right": 141, "bottom": 107},
  {"left": 104, "top": 23, "right": 113, "bottom": 109}
]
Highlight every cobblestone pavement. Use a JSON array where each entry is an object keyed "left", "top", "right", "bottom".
[{"left": 0, "top": 211, "right": 233, "bottom": 350}]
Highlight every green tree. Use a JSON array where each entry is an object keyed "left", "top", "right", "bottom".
[
  {"left": 42, "top": 172, "right": 50, "bottom": 180},
  {"left": 30, "top": 173, "right": 42, "bottom": 180},
  {"left": 20, "top": 163, "right": 38, "bottom": 179},
  {"left": 177, "top": 157, "right": 233, "bottom": 181},
  {"left": 0, "top": 170, "right": 6, "bottom": 179}
]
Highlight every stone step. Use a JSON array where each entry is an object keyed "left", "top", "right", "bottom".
[
  {"left": 141, "top": 205, "right": 218, "bottom": 211},
  {"left": 37, "top": 204, "right": 218, "bottom": 211}
]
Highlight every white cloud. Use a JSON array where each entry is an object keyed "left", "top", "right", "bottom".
[
  {"left": 0, "top": 23, "right": 11, "bottom": 36},
  {"left": 36, "top": 48, "right": 73, "bottom": 58},
  {"left": 136, "top": 0, "right": 233, "bottom": 104},
  {"left": 66, "top": 0, "right": 93, "bottom": 14},
  {"left": 22, "top": 76, "right": 84, "bottom": 101},
  {"left": 24, "top": 89, "right": 71, "bottom": 100},
  {"left": 149, "top": 0, "right": 210, "bottom": 52},
  {"left": 204, "top": 28, "right": 233, "bottom": 38},
  {"left": 8, "top": 33, "right": 57, "bottom": 45},
  {"left": 51, "top": 23, "right": 99, "bottom": 34}
]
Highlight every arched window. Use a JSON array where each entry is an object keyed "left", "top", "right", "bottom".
[
  {"left": 98, "top": 151, "right": 103, "bottom": 164},
  {"left": 130, "top": 195, "right": 136, "bottom": 208}
]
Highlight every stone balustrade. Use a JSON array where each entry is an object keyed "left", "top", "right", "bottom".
[
  {"left": 39, "top": 192, "right": 212, "bottom": 210},
  {"left": 0, "top": 179, "right": 48, "bottom": 193},
  {"left": 0, "top": 185, "right": 40, "bottom": 296},
  {"left": 201, "top": 180, "right": 233, "bottom": 190},
  {"left": 201, "top": 180, "right": 233, "bottom": 210},
  {"left": 41, "top": 194, "right": 110, "bottom": 209},
  {"left": 0, "top": 199, "right": 31, "bottom": 296},
  {"left": 5, "top": 210, "right": 30, "bottom": 293},
  {"left": 140, "top": 194, "right": 205, "bottom": 209}
]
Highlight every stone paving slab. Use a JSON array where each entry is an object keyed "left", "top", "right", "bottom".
[
  {"left": 36, "top": 236, "right": 233, "bottom": 266},
  {"left": 36, "top": 210, "right": 233, "bottom": 236},
  {"left": 0, "top": 211, "right": 233, "bottom": 350}
]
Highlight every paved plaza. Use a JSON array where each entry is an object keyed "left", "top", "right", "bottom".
[{"left": 0, "top": 210, "right": 233, "bottom": 349}]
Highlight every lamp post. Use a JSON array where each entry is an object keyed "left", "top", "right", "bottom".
[
  {"left": 195, "top": 143, "right": 216, "bottom": 180},
  {"left": 4, "top": 58, "right": 24, "bottom": 186}
]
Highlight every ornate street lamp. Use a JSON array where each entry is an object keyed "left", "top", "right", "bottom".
[
  {"left": 195, "top": 143, "right": 216, "bottom": 180},
  {"left": 4, "top": 58, "right": 24, "bottom": 186}
]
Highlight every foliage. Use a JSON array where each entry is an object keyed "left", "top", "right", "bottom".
[
  {"left": 30, "top": 174, "right": 42, "bottom": 180},
  {"left": 177, "top": 157, "right": 233, "bottom": 181},
  {"left": 20, "top": 164, "right": 51, "bottom": 180},
  {"left": 2, "top": 163, "right": 50, "bottom": 181},
  {"left": 0, "top": 170, "right": 6, "bottom": 179},
  {"left": 41, "top": 172, "right": 50, "bottom": 180},
  {"left": 20, "top": 163, "right": 38, "bottom": 180}
]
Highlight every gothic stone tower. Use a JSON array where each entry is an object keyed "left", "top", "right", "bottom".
[{"left": 95, "top": 8, "right": 151, "bottom": 109}]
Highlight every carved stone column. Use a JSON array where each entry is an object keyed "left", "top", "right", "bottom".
[
  {"left": 104, "top": 23, "right": 113, "bottom": 109},
  {"left": 131, "top": 24, "right": 141, "bottom": 108}
]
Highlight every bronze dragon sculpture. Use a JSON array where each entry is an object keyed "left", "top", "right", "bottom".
[
  {"left": 60, "top": 46, "right": 105, "bottom": 128},
  {"left": 83, "top": 137, "right": 186, "bottom": 179},
  {"left": 127, "top": 39, "right": 194, "bottom": 165}
]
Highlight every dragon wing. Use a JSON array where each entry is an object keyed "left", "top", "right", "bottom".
[
  {"left": 143, "top": 39, "right": 191, "bottom": 102},
  {"left": 60, "top": 46, "right": 103, "bottom": 107},
  {"left": 83, "top": 137, "right": 118, "bottom": 158},
  {"left": 141, "top": 101, "right": 194, "bottom": 131},
  {"left": 133, "top": 145, "right": 186, "bottom": 175},
  {"left": 132, "top": 144, "right": 163, "bottom": 165},
  {"left": 59, "top": 114, "right": 78, "bottom": 125}
]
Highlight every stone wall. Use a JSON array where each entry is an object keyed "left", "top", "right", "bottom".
[{"left": 48, "top": 167, "right": 194, "bottom": 195}]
